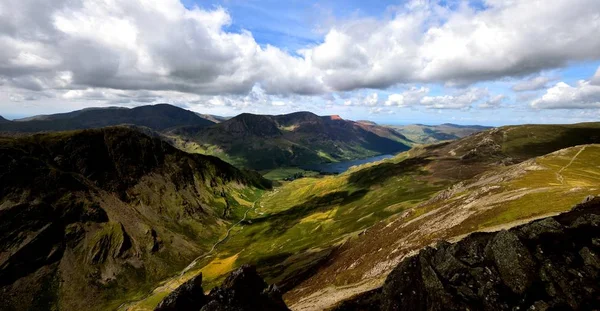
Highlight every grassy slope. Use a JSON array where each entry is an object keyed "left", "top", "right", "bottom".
[
  {"left": 287, "top": 144, "right": 600, "bottom": 310},
  {"left": 389, "top": 123, "right": 490, "bottom": 145}
]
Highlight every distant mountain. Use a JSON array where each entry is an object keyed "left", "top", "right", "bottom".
[
  {"left": 168, "top": 111, "right": 411, "bottom": 170},
  {"left": 389, "top": 123, "right": 491, "bottom": 144},
  {"left": 1, "top": 104, "right": 215, "bottom": 132},
  {"left": 0, "top": 126, "right": 270, "bottom": 310}
]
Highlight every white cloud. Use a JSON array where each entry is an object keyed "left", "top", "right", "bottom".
[
  {"left": 2, "top": 0, "right": 600, "bottom": 115},
  {"left": 479, "top": 94, "right": 506, "bottom": 109},
  {"left": 531, "top": 80, "right": 600, "bottom": 109},
  {"left": 385, "top": 87, "right": 428, "bottom": 107},
  {"left": 512, "top": 76, "right": 551, "bottom": 92},
  {"left": 309, "top": 0, "right": 600, "bottom": 89},
  {"left": 592, "top": 67, "right": 600, "bottom": 86},
  {"left": 421, "top": 88, "right": 489, "bottom": 110}
]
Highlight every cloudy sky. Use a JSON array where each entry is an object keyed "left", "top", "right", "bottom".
[{"left": 1, "top": 0, "right": 600, "bottom": 125}]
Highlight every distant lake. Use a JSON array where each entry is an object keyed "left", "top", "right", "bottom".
[{"left": 302, "top": 154, "right": 394, "bottom": 174}]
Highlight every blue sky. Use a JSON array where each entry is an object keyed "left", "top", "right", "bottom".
[{"left": 1, "top": 0, "right": 600, "bottom": 125}]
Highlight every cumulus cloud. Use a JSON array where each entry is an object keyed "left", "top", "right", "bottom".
[
  {"left": 0, "top": 0, "right": 323, "bottom": 98},
  {"left": 2, "top": 0, "right": 600, "bottom": 113},
  {"left": 479, "top": 94, "right": 506, "bottom": 109},
  {"left": 385, "top": 87, "right": 429, "bottom": 107},
  {"left": 308, "top": 0, "right": 600, "bottom": 89},
  {"left": 512, "top": 76, "right": 551, "bottom": 92},
  {"left": 421, "top": 88, "right": 489, "bottom": 110},
  {"left": 384, "top": 87, "right": 497, "bottom": 110},
  {"left": 531, "top": 81, "right": 600, "bottom": 109}
]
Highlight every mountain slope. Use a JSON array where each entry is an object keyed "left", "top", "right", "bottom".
[
  {"left": 0, "top": 127, "right": 270, "bottom": 310},
  {"left": 333, "top": 197, "right": 600, "bottom": 310},
  {"left": 389, "top": 123, "right": 491, "bottom": 144},
  {"left": 0, "top": 115, "right": 9, "bottom": 123},
  {"left": 122, "top": 122, "right": 600, "bottom": 310},
  {"left": 169, "top": 112, "right": 411, "bottom": 170},
  {"left": 1, "top": 104, "right": 215, "bottom": 133}
]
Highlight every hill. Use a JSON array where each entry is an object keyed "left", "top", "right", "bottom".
[
  {"left": 389, "top": 123, "right": 491, "bottom": 144},
  {"left": 0, "top": 127, "right": 270, "bottom": 310},
  {"left": 168, "top": 112, "right": 411, "bottom": 170},
  {"left": 126, "top": 122, "right": 600, "bottom": 310},
  {"left": 0, "top": 115, "right": 9, "bottom": 123},
  {"left": 1, "top": 104, "right": 215, "bottom": 133},
  {"left": 332, "top": 198, "right": 600, "bottom": 310}
]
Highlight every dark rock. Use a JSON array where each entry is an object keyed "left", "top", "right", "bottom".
[
  {"left": 155, "top": 265, "right": 289, "bottom": 311},
  {"left": 488, "top": 230, "right": 536, "bottom": 294},
  {"left": 155, "top": 273, "right": 206, "bottom": 311},
  {"left": 518, "top": 218, "right": 564, "bottom": 240},
  {"left": 334, "top": 197, "right": 600, "bottom": 311}
]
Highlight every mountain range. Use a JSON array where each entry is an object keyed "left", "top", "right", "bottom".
[
  {"left": 168, "top": 112, "right": 411, "bottom": 170},
  {"left": 0, "top": 104, "right": 215, "bottom": 133},
  {"left": 0, "top": 105, "right": 413, "bottom": 172},
  {"left": 3, "top": 105, "right": 600, "bottom": 311}
]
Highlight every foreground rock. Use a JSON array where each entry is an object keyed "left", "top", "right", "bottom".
[
  {"left": 333, "top": 197, "right": 600, "bottom": 311},
  {"left": 155, "top": 265, "right": 289, "bottom": 311}
]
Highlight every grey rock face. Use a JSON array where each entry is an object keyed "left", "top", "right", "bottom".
[{"left": 334, "top": 197, "right": 600, "bottom": 311}]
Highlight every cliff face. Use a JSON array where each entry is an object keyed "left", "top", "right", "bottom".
[{"left": 333, "top": 197, "right": 600, "bottom": 311}]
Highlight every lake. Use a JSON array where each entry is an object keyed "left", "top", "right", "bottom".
[{"left": 302, "top": 154, "right": 394, "bottom": 174}]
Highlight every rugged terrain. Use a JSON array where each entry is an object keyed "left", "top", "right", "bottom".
[
  {"left": 167, "top": 112, "right": 411, "bottom": 170},
  {"left": 0, "top": 127, "right": 270, "bottom": 310},
  {"left": 4, "top": 121, "right": 600, "bottom": 311},
  {"left": 155, "top": 265, "right": 289, "bottom": 311},
  {"left": 332, "top": 197, "right": 600, "bottom": 310},
  {"left": 0, "top": 104, "right": 215, "bottom": 133},
  {"left": 389, "top": 123, "right": 490, "bottom": 144},
  {"left": 128, "top": 122, "right": 600, "bottom": 310}
]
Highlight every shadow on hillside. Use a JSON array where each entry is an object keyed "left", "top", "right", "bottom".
[
  {"left": 250, "top": 189, "right": 368, "bottom": 236},
  {"left": 347, "top": 157, "right": 431, "bottom": 188},
  {"left": 507, "top": 126, "right": 600, "bottom": 160}
]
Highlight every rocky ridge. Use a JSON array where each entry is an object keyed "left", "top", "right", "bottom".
[
  {"left": 332, "top": 197, "right": 600, "bottom": 310},
  {"left": 155, "top": 265, "right": 289, "bottom": 311}
]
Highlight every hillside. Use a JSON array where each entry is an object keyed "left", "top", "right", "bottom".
[
  {"left": 0, "top": 115, "right": 9, "bottom": 123},
  {"left": 127, "top": 122, "right": 600, "bottom": 310},
  {"left": 168, "top": 112, "right": 411, "bottom": 170},
  {"left": 0, "top": 104, "right": 215, "bottom": 133},
  {"left": 332, "top": 198, "right": 600, "bottom": 310},
  {"left": 389, "top": 123, "right": 490, "bottom": 145},
  {"left": 0, "top": 127, "right": 270, "bottom": 310}
]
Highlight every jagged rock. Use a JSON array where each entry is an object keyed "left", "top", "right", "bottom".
[
  {"left": 487, "top": 230, "right": 536, "bottom": 294},
  {"left": 155, "top": 273, "right": 206, "bottom": 311},
  {"left": 334, "top": 198, "right": 600, "bottom": 311},
  {"left": 155, "top": 265, "right": 289, "bottom": 311}
]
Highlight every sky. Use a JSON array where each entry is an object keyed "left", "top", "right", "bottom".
[{"left": 1, "top": 0, "right": 600, "bottom": 125}]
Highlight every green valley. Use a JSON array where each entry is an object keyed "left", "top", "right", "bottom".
[{"left": 123, "top": 122, "right": 600, "bottom": 310}]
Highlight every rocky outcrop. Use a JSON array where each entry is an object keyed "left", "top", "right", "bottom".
[
  {"left": 333, "top": 198, "right": 600, "bottom": 310},
  {"left": 155, "top": 265, "right": 289, "bottom": 311}
]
